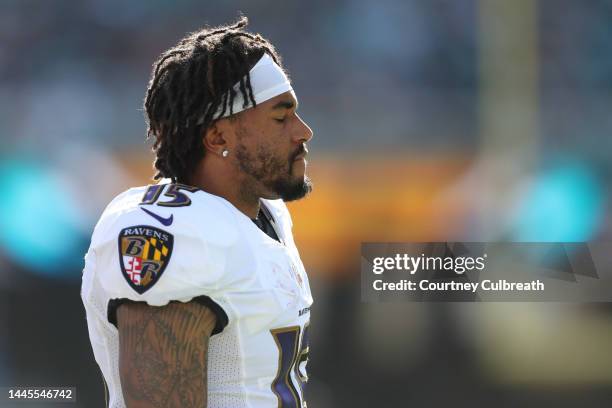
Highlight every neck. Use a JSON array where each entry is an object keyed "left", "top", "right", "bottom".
[{"left": 188, "top": 160, "right": 261, "bottom": 219}]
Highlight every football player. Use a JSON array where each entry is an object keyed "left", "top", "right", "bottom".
[{"left": 81, "top": 17, "right": 314, "bottom": 408}]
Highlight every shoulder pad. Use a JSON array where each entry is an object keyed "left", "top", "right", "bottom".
[{"left": 88, "top": 184, "right": 240, "bottom": 305}]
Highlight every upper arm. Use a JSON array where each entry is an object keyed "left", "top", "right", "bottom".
[{"left": 116, "top": 300, "right": 217, "bottom": 408}]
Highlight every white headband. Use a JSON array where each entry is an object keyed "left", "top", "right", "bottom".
[{"left": 210, "top": 53, "right": 294, "bottom": 120}]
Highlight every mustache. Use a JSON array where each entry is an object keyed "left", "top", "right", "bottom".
[{"left": 290, "top": 144, "right": 308, "bottom": 161}]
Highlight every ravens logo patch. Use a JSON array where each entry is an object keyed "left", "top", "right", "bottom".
[{"left": 118, "top": 225, "right": 173, "bottom": 294}]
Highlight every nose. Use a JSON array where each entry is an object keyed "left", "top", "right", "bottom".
[{"left": 294, "top": 114, "right": 313, "bottom": 143}]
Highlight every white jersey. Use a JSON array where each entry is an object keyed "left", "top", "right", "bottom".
[{"left": 81, "top": 183, "right": 313, "bottom": 408}]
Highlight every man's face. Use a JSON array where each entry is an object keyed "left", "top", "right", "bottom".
[{"left": 230, "top": 91, "right": 314, "bottom": 202}]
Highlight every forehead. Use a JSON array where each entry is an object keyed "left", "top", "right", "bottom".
[
  {"left": 232, "top": 90, "right": 297, "bottom": 125},
  {"left": 256, "top": 90, "right": 298, "bottom": 112}
]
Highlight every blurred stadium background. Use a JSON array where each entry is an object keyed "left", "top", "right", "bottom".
[{"left": 2, "top": 0, "right": 612, "bottom": 406}]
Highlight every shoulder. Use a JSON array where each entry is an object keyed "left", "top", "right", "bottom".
[
  {"left": 85, "top": 183, "right": 241, "bottom": 305},
  {"left": 91, "top": 183, "right": 239, "bottom": 249}
]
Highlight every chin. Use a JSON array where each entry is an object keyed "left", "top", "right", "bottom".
[{"left": 279, "top": 176, "right": 313, "bottom": 202}]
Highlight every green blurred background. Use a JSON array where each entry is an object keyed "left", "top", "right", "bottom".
[{"left": 2, "top": 0, "right": 612, "bottom": 406}]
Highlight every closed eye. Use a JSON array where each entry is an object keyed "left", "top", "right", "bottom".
[{"left": 274, "top": 117, "right": 286, "bottom": 123}]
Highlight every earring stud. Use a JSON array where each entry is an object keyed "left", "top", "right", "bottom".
[{"left": 222, "top": 149, "right": 229, "bottom": 158}]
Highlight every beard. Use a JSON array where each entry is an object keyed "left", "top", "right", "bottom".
[
  {"left": 271, "top": 173, "right": 312, "bottom": 202},
  {"left": 235, "top": 141, "right": 312, "bottom": 202}
]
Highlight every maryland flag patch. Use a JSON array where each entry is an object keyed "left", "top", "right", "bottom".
[{"left": 118, "top": 225, "right": 174, "bottom": 294}]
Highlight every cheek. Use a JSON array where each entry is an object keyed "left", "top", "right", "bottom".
[
  {"left": 241, "top": 121, "right": 292, "bottom": 163},
  {"left": 260, "top": 128, "right": 291, "bottom": 155},
  {"left": 257, "top": 141, "right": 287, "bottom": 166}
]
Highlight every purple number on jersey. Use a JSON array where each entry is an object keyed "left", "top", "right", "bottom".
[
  {"left": 140, "top": 183, "right": 199, "bottom": 207},
  {"left": 271, "top": 325, "right": 310, "bottom": 407}
]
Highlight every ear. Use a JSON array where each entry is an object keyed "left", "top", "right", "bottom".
[{"left": 203, "top": 120, "right": 231, "bottom": 157}]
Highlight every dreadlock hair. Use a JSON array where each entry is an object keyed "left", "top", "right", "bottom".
[{"left": 143, "top": 17, "right": 284, "bottom": 183}]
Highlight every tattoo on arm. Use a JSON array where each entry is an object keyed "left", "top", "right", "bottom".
[{"left": 117, "top": 301, "right": 217, "bottom": 408}]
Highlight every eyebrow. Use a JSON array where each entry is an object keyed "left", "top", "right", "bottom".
[{"left": 271, "top": 100, "right": 296, "bottom": 111}]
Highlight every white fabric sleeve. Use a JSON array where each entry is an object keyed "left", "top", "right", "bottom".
[{"left": 90, "top": 205, "right": 238, "bottom": 335}]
